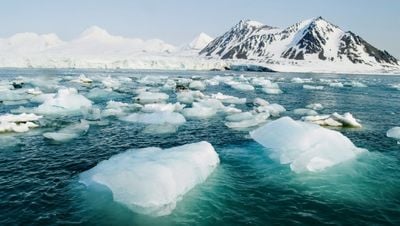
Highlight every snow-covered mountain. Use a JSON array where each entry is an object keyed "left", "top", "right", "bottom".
[
  {"left": 200, "top": 17, "right": 398, "bottom": 67},
  {"left": 188, "top": 33, "right": 213, "bottom": 50}
]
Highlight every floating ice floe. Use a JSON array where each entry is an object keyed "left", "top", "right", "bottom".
[
  {"left": 306, "top": 103, "right": 323, "bottom": 111},
  {"left": 260, "top": 81, "right": 282, "bottom": 94},
  {"left": 225, "top": 112, "right": 269, "bottom": 130},
  {"left": 0, "top": 113, "right": 42, "bottom": 133},
  {"left": 36, "top": 88, "right": 92, "bottom": 115},
  {"left": 329, "top": 82, "right": 344, "bottom": 88},
  {"left": 293, "top": 108, "right": 318, "bottom": 116},
  {"left": 303, "top": 85, "right": 324, "bottom": 90},
  {"left": 102, "top": 76, "right": 121, "bottom": 90},
  {"left": 211, "top": 92, "right": 246, "bottom": 104},
  {"left": 227, "top": 81, "right": 254, "bottom": 91},
  {"left": 291, "top": 77, "right": 309, "bottom": 84},
  {"left": 176, "top": 90, "right": 205, "bottom": 104},
  {"left": 255, "top": 103, "right": 286, "bottom": 117},
  {"left": 43, "top": 120, "right": 89, "bottom": 142},
  {"left": 188, "top": 80, "right": 206, "bottom": 90},
  {"left": 79, "top": 141, "right": 219, "bottom": 216},
  {"left": 302, "top": 112, "right": 362, "bottom": 128},
  {"left": 141, "top": 103, "right": 185, "bottom": 113},
  {"left": 121, "top": 112, "right": 186, "bottom": 125},
  {"left": 26, "top": 88, "right": 43, "bottom": 95},
  {"left": 73, "top": 74, "right": 93, "bottom": 84},
  {"left": 386, "top": 127, "right": 400, "bottom": 144},
  {"left": 182, "top": 103, "right": 216, "bottom": 119},
  {"left": 134, "top": 91, "right": 169, "bottom": 104},
  {"left": 253, "top": 97, "right": 269, "bottom": 106},
  {"left": 345, "top": 81, "right": 367, "bottom": 88},
  {"left": 250, "top": 117, "right": 367, "bottom": 173}
]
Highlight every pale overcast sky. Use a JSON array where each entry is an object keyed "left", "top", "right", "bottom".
[{"left": 0, "top": 0, "right": 399, "bottom": 57}]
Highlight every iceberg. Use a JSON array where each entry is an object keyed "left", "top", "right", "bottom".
[
  {"left": 250, "top": 117, "right": 367, "bottom": 173},
  {"left": 188, "top": 80, "right": 206, "bottom": 90},
  {"left": 303, "top": 112, "right": 362, "bottom": 128},
  {"left": 79, "top": 141, "right": 219, "bottom": 216},
  {"left": 293, "top": 108, "right": 318, "bottom": 116},
  {"left": 141, "top": 103, "right": 185, "bottom": 113},
  {"left": 255, "top": 103, "right": 286, "bottom": 117}
]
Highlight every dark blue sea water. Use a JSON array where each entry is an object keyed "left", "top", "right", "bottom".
[{"left": 0, "top": 69, "right": 400, "bottom": 225}]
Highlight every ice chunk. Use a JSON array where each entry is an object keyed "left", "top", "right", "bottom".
[
  {"left": 329, "top": 82, "right": 344, "bottom": 88},
  {"left": 79, "top": 141, "right": 219, "bottom": 216},
  {"left": 225, "top": 113, "right": 269, "bottom": 130},
  {"left": 0, "top": 113, "right": 42, "bottom": 133},
  {"left": 228, "top": 82, "right": 254, "bottom": 91},
  {"left": 262, "top": 87, "right": 283, "bottom": 94},
  {"left": 211, "top": 92, "right": 246, "bottom": 104},
  {"left": 225, "top": 112, "right": 254, "bottom": 122},
  {"left": 102, "top": 76, "right": 120, "bottom": 90},
  {"left": 134, "top": 92, "right": 169, "bottom": 104},
  {"left": 255, "top": 103, "right": 286, "bottom": 117},
  {"left": 306, "top": 103, "right": 323, "bottom": 111},
  {"left": 302, "top": 113, "right": 361, "bottom": 128},
  {"left": 293, "top": 108, "right": 318, "bottom": 116},
  {"left": 250, "top": 117, "right": 367, "bottom": 173},
  {"left": 331, "top": 112, "right": 362, "bottom": 128},
  {"left": 36, "top": 88, "right": 92, "bottom": 115},
  {"left": 141, "top": 103, "right": 185, "bottom": 113},
  {"left": 43, "top": 120, "right": 89, "bottom": 142},
  {"left": 345, "top": 81, "right": 367, "bottom": 88},
  {"left": 182, "top": 103, "right": 216, "bottom": 119},
  {"left": 387, "top": 127, "right": 400, "bottom": 143},
  {"left": 303, "top": 85, "right": 324, "bottom": 90},
  {"left": 253, "top": 98, "right": 269, "bottom": 106},
  {"left": 188, "top": 80, "right": 206, "bottom": 90},
  {"left": 121, "top": 112, "right": 186, "bottom": 125},
  {"left": 176, "top": 90, "right": 205, "bottom": 104}
]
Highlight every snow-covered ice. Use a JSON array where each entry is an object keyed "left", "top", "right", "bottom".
[
  {"left": 250, "top": 117, "right": 367, "bottom": 173},
  {"left": 79, "top": 141, "right": 219, "bottom": 216}
]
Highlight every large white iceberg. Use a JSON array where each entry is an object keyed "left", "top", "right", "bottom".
[
  {"left": 250, "top": 117, "right": 366, "bottom": 173},
  {"left": 79, "top": 141, "right": 219, "bottom": 216}
]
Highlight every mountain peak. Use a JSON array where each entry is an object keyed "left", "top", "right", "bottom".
[
  {"left": 79, "top": 26, "right": 111, "bottom": 39},
  {"left": 189, "top": 32, "right": 213, "bottom": 50}
]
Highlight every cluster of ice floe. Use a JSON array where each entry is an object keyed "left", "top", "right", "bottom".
[
  {"left": 0, "top": 72, "right": 382, "bottom": 218},
  {"left": 80, "top": 141, "right": 219, "bottom": 216},
  {"left": 302, "top": 112, "right": 362, "bottom": 128},
  {"left": 0, "top": 113, "right": 42, "bottom": 133}
]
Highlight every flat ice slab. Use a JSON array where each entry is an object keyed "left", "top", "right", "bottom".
[
  {"left": 250, "top": 117, "right": 366, "bottom": 173},
  {"left": 79, "top": 141, "right": 219, "bottom": 216}
]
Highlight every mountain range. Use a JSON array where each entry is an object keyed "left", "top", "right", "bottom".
[
  {"left": 200, "top": 17, "right": 398, "bottom": 68},
  {"left": 0, "top": 17, "right": 398, "bottom": 73}
]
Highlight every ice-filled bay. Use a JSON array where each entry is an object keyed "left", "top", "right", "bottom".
[{"left": 1, "top": 69, "right": 400, "bottom": 225}]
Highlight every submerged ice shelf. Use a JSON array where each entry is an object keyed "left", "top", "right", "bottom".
[{"left": 79, "top": 141, "right": 219, "bottom": 216}]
